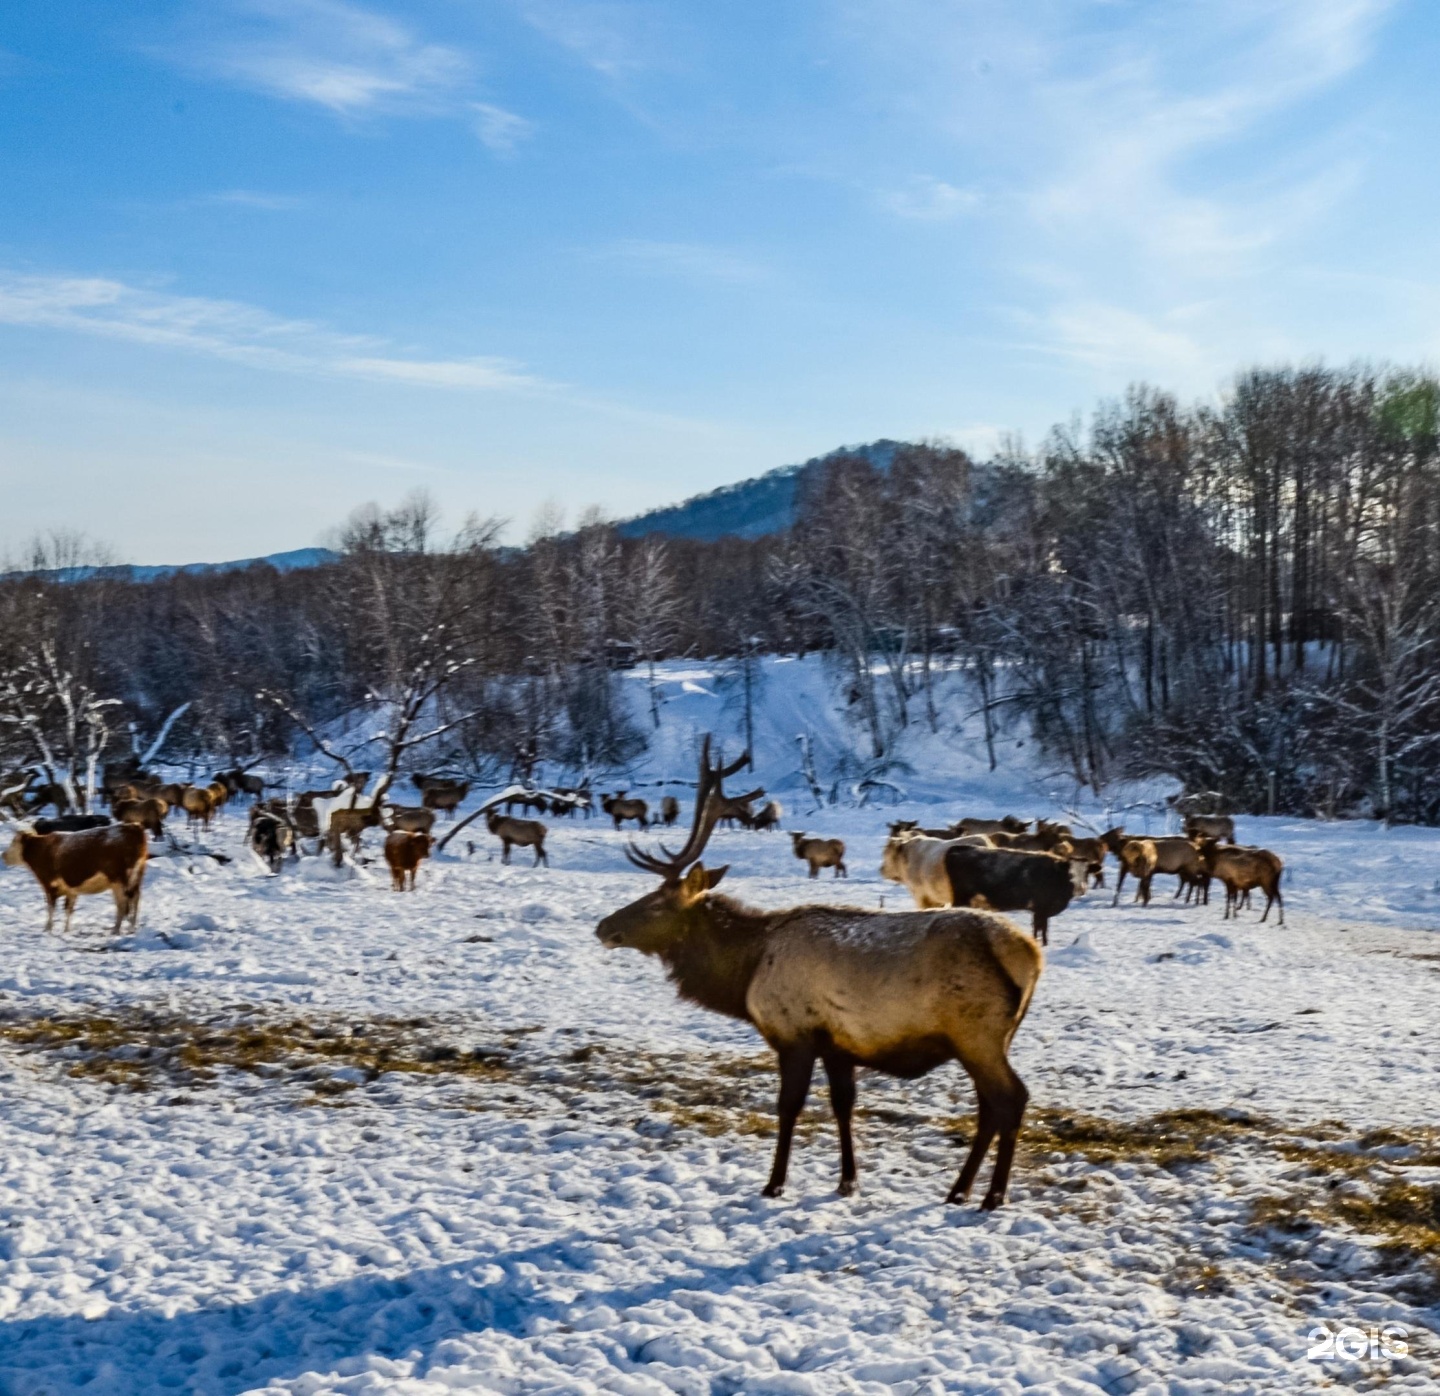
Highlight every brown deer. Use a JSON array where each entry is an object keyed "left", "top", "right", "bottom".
[
  {"left": 420, "top": 780, "right": 470, "bottom": 818},
  {"left": 602, "top": 792, "right": 649, "bottom": 829},
  {"left": 327, "top": 803, "right": 382, "bottom": 864},
  {"left": 953, "top": 815, "right": 1028, "bottom": 837},
  {"left": 180, "top": 785, "right": 215, "bottom": 831},
  {"left": 1197, "top": 840, "right": 1284, "bottom": 923},
  {"left": 386, "top": 805, "right": 437, "bottom": 836},
  {"left": 748, "top": 799, "right": 783, "bottom": 832},
  {"left": 1104, "top": 834, "right": 1159, "bottom": 906},
  {"left": 113, "top": 796, "right": 167, "bottom": 838},
  {"left": 596, "top": 738, "right": 1042, "bottom": 1209},
  {"left": 1184, "top": 814, "right": 1235, "bottom": 844},
  {"left": 658, "top": 795, "right": 680, "bottom": 827},
  {"left": 1103, "top": 830, "right": 1205, "bottom": 903},
  {"left": 790, "top": 832, "right": 847, "bottom": 878},
  {"left": 486, "top": 811, "right": 549, "bottom": 866}
]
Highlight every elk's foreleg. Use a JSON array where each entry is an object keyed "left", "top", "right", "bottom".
[{"left": 763, "top": 1047, "right": 815, "bottom": 1198}]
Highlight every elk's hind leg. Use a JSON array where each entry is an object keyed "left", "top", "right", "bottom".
[
  {"left": 763, "top": 1047, "right": 815, "bottom": 1198},
  {"left": 948, "top": 1095, "right": 996, "bottom": 1205},
  {"left": 822, "top": 1052, "right": 858, "bottom": 1196}
]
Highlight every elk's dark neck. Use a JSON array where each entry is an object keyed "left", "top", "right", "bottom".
[{"left": 660, "top": 895, "right": 772, "bottom": 1022}]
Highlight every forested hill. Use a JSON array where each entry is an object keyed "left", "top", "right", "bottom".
[{"left": 615, "top": 439, "right": 902, "bottom": 540}]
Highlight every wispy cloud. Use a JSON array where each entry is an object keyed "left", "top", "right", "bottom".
[
  {"left": 172, "top": 0, "right": 467, "bottom": 114},
  {"left": 203, "top": 189, "right": 307, "bottom": 210},
  {"left": 841, "top": 0, "right": 1396, "bottom": 389},
  {"left": 517, "top": 1, "right": 648, "bottom": 78},
  {"left": 160, "top": 0, "right": 530, "bottom": 152},
  {"left": 883, "top": 177, "right": 982, "bottom": 222},
  {"left": 471, "top": 102, "right": 534, "bottom": 154},
  {"left": 0, "top": 272, "right": 547, "bottom": 394},
  {"left": 595, "top": 239, "right": 768, "bottom": 284}
]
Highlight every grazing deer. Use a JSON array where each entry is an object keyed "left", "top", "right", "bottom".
[
  {"left": 602, "top": 792, "right": 649, "bottom": 829},
  {"left": 486, "top": 811, "right": 548, "bottom": 866},
  {"left": 1103, "top": 833, "right": 1159, "bottom": 906},
  {"left": 953, "top": 815, "right": 1028, "bottom": 837},
  {"left": 748, "top": 800, "right": 783, "bottom": 832},
  {"left": 1184, "top": 814, "right": 1235, "bottom": 844},
  {"left": 659, "top": 795, "right": 680, "bottom": 827},
  {"left": 386, "top": 805, "right": 437, "bottom": 836},
  {"left": 790, "top": 832, "right": 847, "bottom": 878},
  {"left": 596, "top": 738, "right": 1042, "bottom": 1209},
  {"left": 384, "top": 830, "right": 434, "bottom": 889}
]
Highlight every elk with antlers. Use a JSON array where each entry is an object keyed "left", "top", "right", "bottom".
[{"left": 596, "top": 738, "right": 1043, "bottom": 1210}]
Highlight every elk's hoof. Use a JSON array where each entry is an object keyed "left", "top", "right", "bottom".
[
  {"left": 980, "top": 1192, "right": 1004, "bottom": 1212},
  {"left": 761, "top": 1182, "right": 784, "bottom": 1198},
  {"left": 837, "top": 1179, "right": 857, "bottom": 1198}
]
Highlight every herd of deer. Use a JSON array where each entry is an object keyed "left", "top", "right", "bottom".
[{"left": 1, "top": 741, "right": 1290, "bottom": 1214}]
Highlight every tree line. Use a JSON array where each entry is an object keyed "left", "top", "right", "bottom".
[{"left": 3, "top": 364, "right": 1438, "bottom": 822}]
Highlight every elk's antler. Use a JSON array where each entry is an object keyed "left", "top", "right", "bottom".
[{"left": 625, "top": 734, "right": 762, "bottom": 880}]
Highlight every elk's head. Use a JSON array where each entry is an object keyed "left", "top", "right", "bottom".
[
  {"left": 595, "top": 736, "right": 757, "bottom": 956},
  {"left": 880, "top": 828, "right": 919, "bottom": 884}
]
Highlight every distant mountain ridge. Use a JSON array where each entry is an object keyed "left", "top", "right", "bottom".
[
  {"left": 15, "top": 547, "right": 340, "bottom": 585},
  {"left": 615, "top": 440, "right": 904, "bottom": 541}
]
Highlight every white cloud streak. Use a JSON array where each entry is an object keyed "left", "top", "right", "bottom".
[
  {"left": 0, "top": 272, "right": 547, "bottom": 394},
  {"left": 177, "top": 0, "right": 467, "bottom": 114},
  {"left": 162, "top": 0, "right": 530, "bottom": 152},
  {"left": 595, "top": 239, "right": 768, "bottom": 284},
  {"left": 471, "top": 102, "right": 534, "bottom": 154}
]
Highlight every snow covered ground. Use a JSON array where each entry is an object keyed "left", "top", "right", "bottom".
[{"left": 0, "top": 788, "right": 1437, "bottom": 1395}]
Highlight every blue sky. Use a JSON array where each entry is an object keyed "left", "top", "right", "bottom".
[{"left": 1, "top": 0, "right": 1436, "bottom": 562}]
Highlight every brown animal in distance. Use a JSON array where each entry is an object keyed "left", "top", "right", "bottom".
[
  {"left": 602, "top": 793, "right": 649, "bottom": 829},
  {"left": 384, "top": 830, "right": 434, "bottom": 890},
  {"left": 486, "top": 811, "right": 549, "bottom": 866},
  {"left": 1198, "top": 840, "right": 1285, "bottom": 923},
  {"left": 790, "top": 832, "right": 847, "bottom": 878},
  {"left": 596, "top": 737, "right": 1042, "bottom": 1209},
  {"left": 181, "top": 786, "right": 216, "bottom": 830}
]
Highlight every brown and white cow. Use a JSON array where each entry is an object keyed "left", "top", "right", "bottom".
[{"left": 3, "top": 823, "right": 148, "bottom": 932}]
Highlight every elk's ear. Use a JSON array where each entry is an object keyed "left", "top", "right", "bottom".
[
  {"left": 680, "top": 864, "right": 712, "bottom": 901},
  {"left": 705, "top": 864, "right": 728, "bottom": 890}
]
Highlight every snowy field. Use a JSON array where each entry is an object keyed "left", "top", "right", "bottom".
[{"left": 0, "top": 791, "right": 1437, "bottom": 1395}]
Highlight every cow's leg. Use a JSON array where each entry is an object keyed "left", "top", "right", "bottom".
[{"left": 63, "top": 894, "right": 78, "bottom": 932}]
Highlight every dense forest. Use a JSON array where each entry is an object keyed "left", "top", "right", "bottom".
[{"left": 4, "top": 364, "right": 1439, "bottom": 822}]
